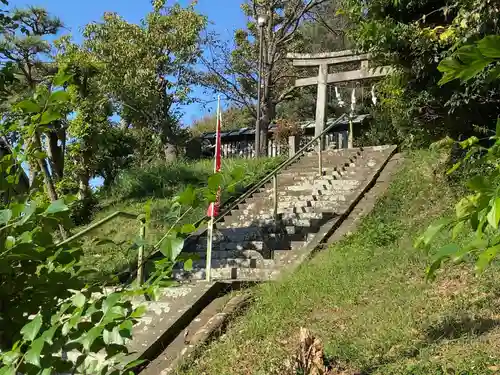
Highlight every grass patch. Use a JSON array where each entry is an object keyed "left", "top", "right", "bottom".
[
  {"left": 177, "top": 150, "right": 500, "bottom": 375},
  {"left": 78, "top": 157, "right": 284, "bottom": 280}
]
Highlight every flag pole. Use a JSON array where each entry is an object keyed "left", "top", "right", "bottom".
[{"left": 206, "top": 95, "right": 221, "bottom": 282}]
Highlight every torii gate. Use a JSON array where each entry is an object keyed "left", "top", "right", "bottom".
[{"left": 286, "top": 50, "right": 392, "bottom": 149}]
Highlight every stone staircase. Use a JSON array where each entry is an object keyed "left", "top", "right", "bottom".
[{"left": 174, "top": 145, "right": 396, "bottom": 281}]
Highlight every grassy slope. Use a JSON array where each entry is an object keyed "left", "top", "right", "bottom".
[
  {"left": 79, "top": 157, "right": 283, "bottom": 280},
  {"left": 179, "top": 150, "right": 500, "bottom": 375}
]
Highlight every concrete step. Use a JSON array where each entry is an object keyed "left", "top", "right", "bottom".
[
  {"left": 190, "top": 239, "right": 305, "bottom": 253},
  {"left": 178, "top": 257, "right": 275, "bottom": 270},
  {"left": 222, "top": 217, "right": 314, "bottom": 228},
  {"left": 172, "top": 266, "right": 277, "bottom": 281},
  {"left": 276, "top": 199, "right": 348, "bottom": 211}
]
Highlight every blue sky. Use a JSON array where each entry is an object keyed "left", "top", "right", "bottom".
[{"left": 8, "top": 0, "right": 246, "bottom": 124}]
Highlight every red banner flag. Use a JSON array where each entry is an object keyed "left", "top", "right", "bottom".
[{"left": 207, "top": 98, "right": 222, "bottom": 218}]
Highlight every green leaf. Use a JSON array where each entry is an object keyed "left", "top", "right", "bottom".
[
  {"left": 496, "top": 118, "right": 500, "bottom": 138},
  {"left": 447, "top": 161, "right": 462, "bottom": 175},
  {"left": 25, "top": 337, "right": 45, "bottom": 367},
  {"left": 455, "top": 196, "right": 475, "bottom": 219},
  {"left": 131, "top": 305, "right": 147, "bottom": 318},
  {"left": 160, "top": 236, "right": 185, "bottom": 261},
  {"left": 183, "top": 258, "right": 193, "bottom": 271},
  {"left": 41, "top": 324, "right": 58, "bottom": 345},
  {"left": 487, "top": 197, "right": 500, "bottom": 229},
  {"left": 458, "top": 59, "right": 493, "bottom": 82},
  {"left": 451, "top": 220, "right": 465, "bottom": 240},
  {"left": 48, "top": 90, "right": 70, "bottom": 104},
  {"left": 119, "top": 320, "right": 133, "bottom": 337},
  {"left": 53, "top": 71, "right": 73, "bottom": 87},
  {"left": 123, "top": 359, "right": 146, "bottom": 371},
  {"left": 1, "top": 350, "right": 21, "bottom": 366},
  {"left": 478, "top": 35, "right": 500, "bottom": 58},
  {"left": 21, "top": 314, "right": 42, "bottom": 341},
  {"left": 40, "top": 110, "right": 63, "bottom": 125},
  {"left": 93, "top": 238, "right": 117, "bottom": 246},
  {"left": 414, "top": 219, "right": 450, "bottom": 248},
  {"left": 72, "top": 292, "right": 86, "bottom": 308},
  {"left": 475, "top": 245, "right": 500, "bottom": 273},
  {"left": 208, "top": 173, "right": 223, "bottom": 192},
  {"left": 17, "top": 99, "right": 41, "bottom": 113},
  {"left": 466, "top": 176, "right": 491, "bottom": 193},
  {"left": 79, "top": 326, "right": 104, "bottom": 351},
  {"left": 180, "top": 223, "right": 196, "bottom": 234},
  {"left": 44, "top": 199, "right": 68, "bottom": 215},
  {"left": 175, "top": 185, "right": 196, "bottom": 206},
  {"left": 426, "top": 243, "right": 460, "bottom": 280},
  {"left": 102, "top": 293, "right": 121, "bottom": 314},
  {"left": 0, "top": 366, "right": 15, "bottom": 375},
  {"left": 0, "top": 209, "right": 12, "bottom": 225},
  {"left": 103, "top": 326, "right": 124, "bottom": 345},
  {"left": 18, "top": 202, "right": 37, "bottom": 225}
]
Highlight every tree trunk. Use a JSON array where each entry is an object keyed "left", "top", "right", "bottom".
[
  {"left": 259, "top": 101, "right": 276, "bottom": 157},
  {"left": 33, "top": 134, "right": 68, "bottom": 239},
  {"left": 46, "top": 131, "right": 65, "bottom": 182},
  {"left": 33, "top": 135, "right": 59, "bottom": 202},
  {"left": 77, "top": 171, "right": 92, "bottom": 202},
  {"left": 164, "top": 143, "right": 177, "bottom": 163}
]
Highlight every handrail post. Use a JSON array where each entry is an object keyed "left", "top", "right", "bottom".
[
  {"left": 137, "top": 215, "right": 146, "bottom": 285},
  {"left": 318, "top": 138, "right": 323, "bottom": 177},
  {"left": 206, "top": 216, "right": 214, "bottom": 282},
  {"left": 272, "top": 173, "right": 278, "bottom": 222}
]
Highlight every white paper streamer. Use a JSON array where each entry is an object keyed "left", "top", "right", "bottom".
[
  {"left": 335, "top": 86, "right": 345, "bottom": 108},
  {"left": 351, "top": 88, "right": 356, "bottom": 113},
  {"left": 371, "top": 85, "right": 377, "bottom": 105}
]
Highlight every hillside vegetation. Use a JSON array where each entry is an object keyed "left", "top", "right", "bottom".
[{"left": 178, "top": 150, "right": 500, "bottom": 375}]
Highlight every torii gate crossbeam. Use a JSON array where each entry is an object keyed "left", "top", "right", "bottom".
[{"left": 286, "top": 50, "right": 392, "bottom": 149}]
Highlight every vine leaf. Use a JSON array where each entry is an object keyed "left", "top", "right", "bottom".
[
  {"left": 21, "top": 314, "right": 42, "bottom": 341},
  {"left": 475, "top": 245, "right": 500, "bottom": 273},
  {"left": 414, "top": 219, "right": 450, "bottom": 248},
  {"left": 25, "top": 337, "right": 45, "bottom": 367},
  {"left": 44, "top": 199, "right": 69, "bottom": 215},
  {"left": 0, "top": 209, "right": 12, "bottom": 225},
  {"left": 487, "top": 197, "right": 500, "bottom": 229}
]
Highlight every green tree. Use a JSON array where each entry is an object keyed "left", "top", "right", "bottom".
[
  {"left": 82, "top": 1, "right": 206, "bottom": 162},
  {"left": 54, "top": 39, "right": 114, "bottom": 219},
  {"left": 199, "top": 0, "right": 327, "bottom": 156},
  {"left": 340, "top": 0, "right": 500, "bottom": 146},
  {"left": 0, "top": 6, "right": 66, "bottom": 190}
]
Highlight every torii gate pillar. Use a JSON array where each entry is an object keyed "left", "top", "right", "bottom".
[
  {"left": 315, "top": 63, "right": 328, "bottom": 149},
  {"left": 287, "top": 50, "right": 392, "bottom": 149}
]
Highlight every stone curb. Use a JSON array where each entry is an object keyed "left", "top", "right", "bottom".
[{"left": 160, "top": 292, "right": 253, "bottom": 374}]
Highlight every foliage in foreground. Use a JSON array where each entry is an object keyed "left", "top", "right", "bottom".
[
  {"left": 0, "top": 75, "right": 226, "bottom": 374},
  {"left": 416, "top": 34, "right": 500, "bottom": 278}
]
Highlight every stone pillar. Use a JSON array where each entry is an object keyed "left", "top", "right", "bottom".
[
  {"left": 315, "top": 64, "right": 328, "bottom": 150},
  {"left": 288, "top": 134, "right": 300, "bottom": 158}
]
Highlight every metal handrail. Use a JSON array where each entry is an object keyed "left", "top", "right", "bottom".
[
  {"left": 190, "top": 115, "right": 347, "bottom": 240},
  {"left": 55, "top": 211, "right": 147, "bottom": 284}
]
